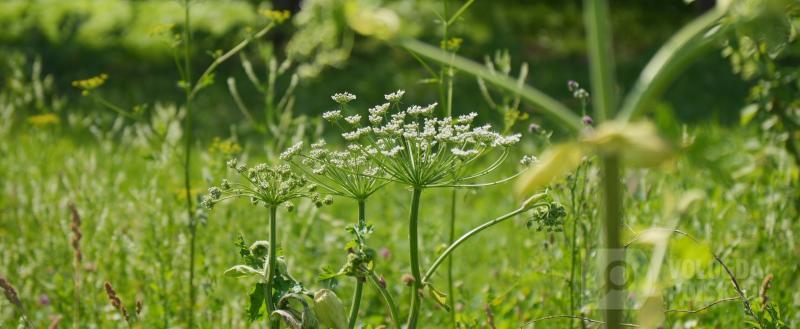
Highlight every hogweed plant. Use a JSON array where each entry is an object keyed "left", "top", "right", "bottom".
[
  {"left": 313, "top": 90, "right": 526, "bottom": 328},
  {"left": 280, "top": 136, "right": 396, "bottom": 328},
  {"left": 201, "top": 159, "right": 331, "bottom": 329}
]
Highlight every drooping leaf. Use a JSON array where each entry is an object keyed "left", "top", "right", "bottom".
[
  {"left": 514, "top": 143, "right": 584, "bottom": 198},
  {"left": 637, "top": 293, "right": 665, "bottom": 329},
  {"left": 427, "top": 284, "right": 451, "bottom": 312},
  {"left": 312, "top": 289, "right": 347, "bottom": 329},
  {"left": 224, "top": 264, "right": 263, "bottom": 278},
  {"left": 248, "top": 283, "right": 267, "bottom": 321},
  {"left": 271, "top": 309, "right": 303, "bottom": 329},
  {"left": 585, "top": 121, "right": 674, "bottom": 168}
]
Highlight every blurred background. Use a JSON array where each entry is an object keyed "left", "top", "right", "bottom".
[{"left": 0, "top": 0, "right": 751, "bottom": 138}]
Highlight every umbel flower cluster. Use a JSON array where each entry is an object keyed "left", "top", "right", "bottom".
[
  {"left": 316, "top": 90, "right": 522, "bottom": 188},
  {"left": 201, "top": 158, "right": 332, "bottom": 211},
  {"left": 281, "top": 140, "right": 384, "bottom": 200}
]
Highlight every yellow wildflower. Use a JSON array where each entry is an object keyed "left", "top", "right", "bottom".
[
  {"left": 72, "top": 74, "right": 108, "bottom": 96},
  {"left": 260, "top": 9, "right": 291, "bottom": 24},
  {"left": 27, "top": 113, "right": 60, "bottom": 127},
  {"left": 209, "top": 137, "right": 242, "bottom": 156}
]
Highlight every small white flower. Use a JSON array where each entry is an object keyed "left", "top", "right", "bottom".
[
  {"left": 342, "top": 131, "right": 360, "bottom": 141},
  {"left": 331, "top": 92, "right": 356, "bottom": 104},
  {"left": 382, "top": 146, "right": 404, "bottom": 157},
  {"left": 369, "top": 103, "right": 390, "bottom": 116},
  {"left": 369, "top": 115, "right": 383, "bottom": 125},
  {"left": 455, "top": 112, "right": 478, "bottom": 124},
  {"left": 384, "top": 90, "right": 405, "bottom": 102},
  {"left": 407, "top": 103, "right": 437, "bottom": 116},
  {"left": 451, "top": 148, "right": 479, "bottom": 158},
  {"left": 323, "top": 110, "right": 343, "bottom": 122},
  {"left": 345, "top": 114, "right": 362, "bottom": 125},
  {"left": 520, "top": 155, "right": 538, "bottom": 166},
  {"left": 494, "top": 133, "right": 521, "bottom": 147},
  {"left": 280, "top": 141, "right": 304, "bottom": 160}
]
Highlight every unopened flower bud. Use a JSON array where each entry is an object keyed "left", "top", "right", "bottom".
[
  {"left": 249, "top": 241, "right": 270, "bottom": 258},
  {"left": 401, "top": 274, "right": 415, "bottom": 286},
  {"left": 313, "top": 289, "right": 347, "bottom": 329}
]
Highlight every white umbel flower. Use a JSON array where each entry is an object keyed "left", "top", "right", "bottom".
[
  {"left": 331, "top": 92, "right": 356, "bottom": 104},
  {"left": 323, "top": 110, "right": 343, "bottom": 122},
  {"left": 384, "top": 90, "right": 405, "bottom": 102}
]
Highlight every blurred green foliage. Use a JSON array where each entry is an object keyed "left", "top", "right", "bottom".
[{"left": 0, "top": 0, "right": 751, "bottom": 138}]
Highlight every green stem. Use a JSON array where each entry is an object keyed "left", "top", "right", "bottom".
[
  {"left": 348, "top": 200, "right": 367, "bottom": 329},
  {"left": 600, "top": 155, "right": 623, "bottom": 329},
  {"left": 348, "top": 282, "right": 364, "bottom": 329},
  {"left": 446, "top": 188, "right": 456, "bottom": 328},
  {"left": 583, "top": 0, "right": 617, "bottom": 121},
  {"left": 346, "top": 281, "right": 364, "bottom": 328},
  {"left": 181, "top": 1, "right": 197, "bottom": 328},
  {"left": 406, "top": 188, "right": 423, "bottom": 329},
  {"left": 400, "top": 39, "right": 582, "bottom": 132},
  {"left": 188, "top": 23, "right": 276, "bottom": 100},
  {"left": 266, "top": 206, "right": 279, "bottom": 329},
  {"left": 568, "top": 172, "right": 579, "bottom": 328},
  {"left": 617, "top": 6, "right": 727, "bottom": 121},
  {"left": 423, "top": 206, "right": 529, "bottom": 282},
  {"left": 367, "top": 271, "right": 401, "bottom": 329}
]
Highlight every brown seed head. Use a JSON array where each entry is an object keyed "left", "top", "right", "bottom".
[
  {"left": 68, "top": 203, "right": 83, "bottom": 263},
  {"left": 104, "top": 281, "right": 130, "bottom": 321},
  {"left": 0, "top": 276, "right": 22, "bottom": 308},
  {"left": 759, "top": 274, "right": 774, "bottom": 305},
  {"left": 48, "top": 315, "right": 63, "bottom": 329}
]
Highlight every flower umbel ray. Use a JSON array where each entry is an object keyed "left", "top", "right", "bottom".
[
  {"left": 319, "top": 90, "right": 522, "bottom": 188},
  {"left": 201, "top": 159, "right": 332, "bottom": 211}
]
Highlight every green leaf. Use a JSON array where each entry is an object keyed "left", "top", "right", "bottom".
[
  {"left": 740, "top": 104, "right": 759, "bottom": 126},
  {"left": 637, "top": 294, "right": 665, "bottom": 329},
  {"left": 427, "top": 284, "right": 451, "bottom": 312},
  {"left": 618, "top": 6, "right": 728, "bottom": 121},
  {"left": 400, "top": 39, "right": 582, "bottom": 133},
  {"left": 224, "top": 264, "right": 262, "bottom": 278},
  {"left": 514, "top": 143, "right": 585, "bottom": 198},
  {"left": 248, "top": 283, "right": 266, "bottom": 321}
]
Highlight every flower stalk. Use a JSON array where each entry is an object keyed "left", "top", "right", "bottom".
[
  {"left": 347, "top": 200, "right": 367, "bottom": 329},
  {"left": 406, "top": 187, "right": 423, "bottom": 328},
  {"left": 266, "top": 206, "right": 279, "bottom": 329}
]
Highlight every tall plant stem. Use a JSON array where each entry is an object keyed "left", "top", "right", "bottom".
[
  {"left": 406, "top": 188, "right": 423, "bottom": 329},
  {"left": 348, "top": 200, "right": 367, "bottom": 329},
  {"left": 441, "top": 1, "right": 456, "bottom": 324},
  {"left": 567, "top": 165, "right": 581, "bottom": 328},
  {"left": 600, "top": 155, "right": 623, "bottom": 329},
  {"left": 367, "top": 271, "right": 402, "bottom": 328},
  {"left": 423, "top": 206, "right": 531, "bottom": 282},
  {"left": 446, "top": 188, "right": 456, "bottom": 328},
  {"left": 181, "top": 1, "right": 197, "bottom": 328},
  {"left": 266, "top": 206, "right": 279, "bottom": 329}
]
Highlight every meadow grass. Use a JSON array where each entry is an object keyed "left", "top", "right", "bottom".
[{"left": 1, "top": 120, "right": 797, "bottom": 327}]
